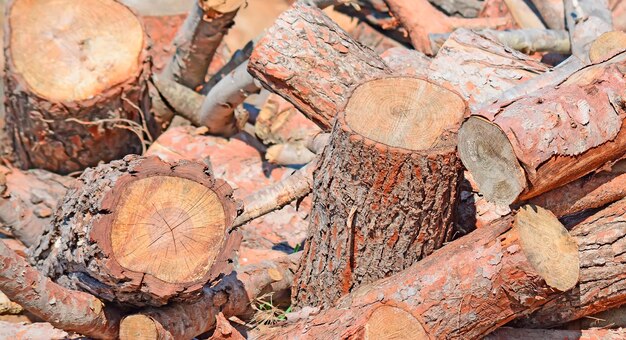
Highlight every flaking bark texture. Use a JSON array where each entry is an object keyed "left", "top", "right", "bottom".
[
  {"left": 29, "top": 155, "right": 239, "bottom": 307},
  {"left": 293, "top": 114, "right": 462, "bottom": 308},
  {"left": 515, "top": 198, "right": 626, "bottom": 328},
  {"left": 248, "top": 3, "right": 392, "bottom": 130},
  {"left": 0, "top": 165, "right": 75, "bottom": 247},
  {"left": 4, "top": 14, "right": 155, "bottom": 174},
  {"left": 259, "top": 215, "right": 574, "bottom": 339}
]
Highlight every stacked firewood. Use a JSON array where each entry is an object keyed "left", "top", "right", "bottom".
[{"left": 2, "top": 0, "right": 626, "bottom": 339}]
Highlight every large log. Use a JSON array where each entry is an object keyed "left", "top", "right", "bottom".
[
  {"left": 258, "top": 205, "right": 579, "bottom": 339},
  {"left": 514, "top": 198, "right": 626, "bottom": 328},
  {"left": 29, "top": 155, "right": 240, "bottom": 307},
  {"left": 458, "top": 51, "right": 626, "bottom": 206},
  {"left": 293, "top": 77, "right": 467, "bottom": 308},
  {"left": 4, "top": 0, "right": 155, "bottom": 174},
  {"left": 248, "top": 3, "right": 393, "bottom": 131}
]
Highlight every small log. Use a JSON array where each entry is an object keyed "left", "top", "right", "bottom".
[
  {"left": 248, "top": 3, "right": 393, "bottom": 131},
  {"left": 515, "top": 197, "right": 626, "bottom": 328},
  {"left": 429, "top": 28, "right": 548, "bottom": 111},
  {"left": 565, "top": 0, "right": 612, "bottom": 63},
  {"left": 0, "top": 239, "right": 120, "bottom": 339},
  {"left": 529, "top": 0, "right": 565, "bottom": 29},
  {"left": 293, "top": 77, "right": 466, "bottom": 308},
  {"left": 0, "top": 166, "right": 75, "bottom": 247},
  {"left": 162, "top": 0, "right": 245, "bottom": 89},
  {"left": 383, "top": 0, "right": 508, "bottom": 54},
  {"left": 118, "top": 254, "right": 300, "bottom": 339},
  {"left": 458, "top": 51, "right": 626, "bottom": 205},
  {"left": 258, "top": 205, "right": 579, "bottom": 339},
  {"left": 30, "top": 155, "right": 240, "bottom": 307},
  {"left": 4, "top": 0, "right": 154, "bottom": 174},
  {"left": 486, "top": 327, "right": 626, "bottom": 340}
]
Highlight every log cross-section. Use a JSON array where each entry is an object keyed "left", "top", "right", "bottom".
[
  {"left": 4, "top": 0, "right": 155, "bottom": 174},
  {"left": 30, "top": 155, "right": 240, "bottom": 307},
  {"left": 293, "top": 77, "right": 466, "bottom": 308}
]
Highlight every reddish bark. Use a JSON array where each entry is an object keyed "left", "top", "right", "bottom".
[
  {"left": 248, "top": 3, "right": 392, "bottom": 130},
  {"left": 486, "top": 327, "right": 626, "bottom": 340},
  {"left": 30, "top": 155, "right": 240, "bottom": 307}
]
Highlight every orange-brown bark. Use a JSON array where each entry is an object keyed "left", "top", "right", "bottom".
[
  {"left": 30, "top": 155, "right": 240, "bottom": 307},
  {"left": 459, "top": 51, "right": 626, "bottom": 206},
  {"left": 248, "top": 3, "right": 392, "bottom": 131}
]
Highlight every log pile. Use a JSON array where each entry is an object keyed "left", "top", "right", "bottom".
[{"left": 2, "top": 0, "right": 626, "bottom": 339}]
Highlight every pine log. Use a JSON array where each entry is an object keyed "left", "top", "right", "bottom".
[
  {"left": 0, "top": 166, "right": 75, "bottom": 247},
  {"left": 428, "top": 28, "right": 548, "bottom": 111},
  {"left": 258, "top": 205, "right": 579, "bottom": 339},
  {"left": 4, "top": 0, "right": 154, "bottom": 174},
  {"left": 486, "top": 327, "right": 626, "bottom": 340},
  {"left": 162, "top": 0, "right": 245, "bottom": 89},
  {"left": 0, "top": 239, "right": 120, "bottom": 339},
  {"left": 118, "top": 254, "right": 300, "bottom": 340},
  {"left": 380, "top": 47, "right": 430, "bottom": 77},
  {"left": 383, "top": 0, "right": 508, "bottom": 54},
  {"left": 458, "top": 51, "right": 626, "bottom": 206},
  {"left": 30, "top": 155, "right": 240, "bottom": 307},
  {"left": 248, "top": 3, "right": 393, "bottom": 131},
  {"left": 293, "top": 77, "right": 466, "bottom": 308},
  {"left": 514, "top": 198, "right": 626, "bottom": 328},
  {"left": 564, "top": 0, "right": 613, "bottom": 63}
]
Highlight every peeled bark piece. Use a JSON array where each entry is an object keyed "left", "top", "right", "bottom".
[
  {"left": 0, "top": 240, "right": 120, "bottom": 339},
  {"left": 515, "top": 198, "right": 626, "bottom": 328},
  {"left": 564, "top": 0, "right": 613, "bottom": 63},
  {"left": 248, "top": 3, "right": 392, "bottom": 131},
  {"left": 259, "top": 205, "right": 579, "bottom": 339},
  {"left": 429, "top": 28, "right": 548, "bottom": 111},
  {"left": 162, "top": 0, "right": 244, "bottom": 89},
  {"left": 4, "top": 0, "right": 153, "bottom": 174},
  {"left": 0, "top": 166, "right": 75, "bottom": 247},
  {"left": 383, "top": 0, "right": 508, "bottom": 54},
  {"left": 458, "top": 51, "right": 626, "bottom": 206},
  {"left": 293, "top": 77, "right": 466, "bottom": 308},
  {"left": 30, "top": 155, "right": 240, "bottom": 307},
  {"left": 118, "top": 254, "right": 300, "bottom": 340}
]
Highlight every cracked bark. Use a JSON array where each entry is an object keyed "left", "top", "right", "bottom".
[
  {"left": 248, "top": 3, "right": 392, "bottom": 131},
  {"left": 458, "top": 51, "right": 626, "bottom": 206},
  {"left": 4, "top": 0, "right": 155, "bottom": 174},
  {"left": 293, "top": 77, "right": 466, "bottom": 308},
  {"left": 29, "top": 155, "right": 240, "bottom": 307}
]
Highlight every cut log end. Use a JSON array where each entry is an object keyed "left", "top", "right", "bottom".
[
  {"left": 589, "top": 31, "right": 626, "bottom": 63},
  {"left": 364, "top": 305, "right": 428, "bottom": 340},
  {"left": 119, "top": 315, "right": 170, "bottom": 340},
  {"left": 344, "top": 77, "right": 465, "bottom": 150},
  {"left": 515, "top": 205, "right": 579, "bottom": 291},
  {"left": 458, "top": 116, "right": 526, "bottom": 205},
  {"left": 8, "top": 0, "right": 144, "bottom": 102},
  {"left": 111, "top": 176, "right": 227, "bottom": 284}
]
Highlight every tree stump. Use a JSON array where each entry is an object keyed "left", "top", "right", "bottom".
[
  {"left": 293, "top": 77, "right": 467, "bottom": 308},
  {"left": 30, "top": 155, "right": 240, "bottom": 307},
  {"left": 4, "top": 0, "right": 154, "bottom": 174}
]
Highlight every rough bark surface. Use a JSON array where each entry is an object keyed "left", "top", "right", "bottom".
[
  {"left": 460, "top": 52, "right": 626, "bottom": 205},
  {"left": 486, "top": 327, "right": 626, "bottom": 340},
  {"left": 0, "top": 239, "right": 120, "bottom": 339},
  {"left": 293, "top": 78, "right": 466, "bottom": 308},
  {"left": 4, "top": 0, "right": 155, "bottom": 174},
  {"left": 565, "top": 0, "right": 613, "bottom": 63},
  {"left": 429, "top": 28, "right": 548, "bottom": 111},
  {"left": 380, "top": 47, "right": 430, "bottom": 77},
  {"left": 30, "top": 155, "right": 240, "bottom": 307},
  {"left": 258, "top": 207, "right": 579, "bottom": 339},
  {"left": 515, "top": 198, "right": 626, "bottom": 328},
  {"left": 0, "top": 166, "right": 75, "bottom": 247},
  {"left": 248, "top": 3, "right": 392, "bottom": 131}
]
